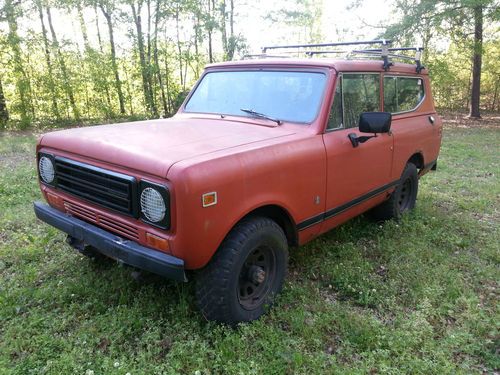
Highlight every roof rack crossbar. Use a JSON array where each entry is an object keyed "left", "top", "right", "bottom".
[
  {"left": 351, "top": 50, "right": 416, "bottom": 60},
  {"left": 242, "top": 54, "right": 291, "bottom": 59},
  {"left": 305, "top": 50, "right": 349, "bottom": 56},
  {"left": 261, "top": 39, "right": 393, "bottom": 53},
  {"left": 350, "top": 47, "right": 425, "bottom": 73}
]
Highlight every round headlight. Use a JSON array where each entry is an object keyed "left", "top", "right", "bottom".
[
  {"left": 39, "top": 156, "right": 55, "bottom": 184},
  {"left": 140, "top": 187, "right": 166, "bottom": 222}
]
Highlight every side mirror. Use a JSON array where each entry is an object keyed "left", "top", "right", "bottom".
[{"left": 359, "top": 112, "right": 392, "bottom": 133}]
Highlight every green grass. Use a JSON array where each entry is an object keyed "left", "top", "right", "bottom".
[{"left": 0, "top": 121, "right": 499, "bottom": 374}]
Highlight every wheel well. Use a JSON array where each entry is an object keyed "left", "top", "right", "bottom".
[
  {"left": 408, "top": 153, "right": 424, "bottom": 169},
  {"left": 242, "top": 205, "right": 298, "bottom": 247}
]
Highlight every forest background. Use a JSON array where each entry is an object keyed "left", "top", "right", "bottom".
[{"left": 0, "top": 0, "right": 498, "bottom": 130}]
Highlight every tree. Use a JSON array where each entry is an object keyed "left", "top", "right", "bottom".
[
  {"left": 36, "top": 0, "right": 60, "bottom": 120},
  {"left": 267, "top": 0, "right": 324, "bottom": 44},
  {"left": 46, "top": 4, "right": 81, "bottom": 121},
  {"left": 130, "top": 0, "right": 158, "bottom": 117},
  {"left": 469, "top": 4, "right": 483, "bottom": 118},
  {"left": 381, "top": 0, "right": 499, "bottom": 118},
  {"left": 99, "top": 0, "right": 126, "bottom": 115},
  {"left": 2, "top": 0, "right": 34, "bottom": 126},
  {"left": 0, "top": 77, "right": 8, "bottom": 127}
]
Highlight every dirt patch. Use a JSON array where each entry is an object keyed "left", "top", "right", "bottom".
[
  {"left": 0, "top": 153, "right": 34, "bottom": 169},
  {"left": 440, "top": 111, "right": 500, "bottom": 129}
]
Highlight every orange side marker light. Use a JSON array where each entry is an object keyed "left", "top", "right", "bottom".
[{"left": 202, "top": 192, "right": 218, "bottom": 207}]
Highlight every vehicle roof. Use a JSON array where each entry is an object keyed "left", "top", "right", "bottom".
[{"left": 206, "top": 58, "right": 427, "bottom": 75}]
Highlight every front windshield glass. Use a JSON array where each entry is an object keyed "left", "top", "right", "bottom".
[{"left": 184, "top": 70, "right": 327, "bottom": 124}]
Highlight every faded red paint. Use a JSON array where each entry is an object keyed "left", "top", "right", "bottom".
[{"left": 37, "top": 59, "right": 442, "bottom": 269}]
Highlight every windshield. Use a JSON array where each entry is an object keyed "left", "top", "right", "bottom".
[{"left": 184, "top": 70, "right": 327, "bottom": 124}]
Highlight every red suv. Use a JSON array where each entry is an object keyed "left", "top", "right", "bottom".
[{"left": 34, "top": 41, "right": 442, "bottom": 324}]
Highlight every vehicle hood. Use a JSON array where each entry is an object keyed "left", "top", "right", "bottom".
[{"left": 40, "top": 117, "right": 296, "bottom": 177}]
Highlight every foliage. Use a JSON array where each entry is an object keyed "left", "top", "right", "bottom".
[
  {"left": 0, "top": 0, "right": 248, "bottom": 129},
  {"left": 380, "top": 0, "right": 500, "bottom": 113},
  {"left": 0, "top": 116, "right": 499, "bottom": 373}
]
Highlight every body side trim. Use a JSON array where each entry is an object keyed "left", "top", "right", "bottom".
[{"left": 297, "top": 179, "right": 400, "bottom": 231}]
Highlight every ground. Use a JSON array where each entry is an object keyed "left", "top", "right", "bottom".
[{"left": 0, "top": 114, "right": 498, "bottom": 374}]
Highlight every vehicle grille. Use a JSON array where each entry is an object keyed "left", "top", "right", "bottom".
[
  {"left": 64, "top": 201, "right": 140, "bottom": 240},
  {"left": 55, "top": 157, "right": 137, "bottom": 217}
]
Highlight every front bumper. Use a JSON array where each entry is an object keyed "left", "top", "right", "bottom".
[{"left": 34, "top": 202, "right": 187, "bottom": 282}]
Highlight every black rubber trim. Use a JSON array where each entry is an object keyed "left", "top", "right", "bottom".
[
  {"left": 296, "top": 214, "right": 324, "bottom": 231},
  {"left": 297, "top": 179, "right": 400, "bottom": 231},
  {"left": 34, "top": 202, "right": 187, "bottom": 282},
  {"left": 424, "top": 159, "right": 437, "bottom": 171}
]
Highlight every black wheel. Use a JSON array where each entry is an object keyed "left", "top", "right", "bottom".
[
  {"left": 370, "top": 162, "right": 418, "bottom": 221},
  {"left": 195, "top": 216, "right": 288, "bottom": 325}
]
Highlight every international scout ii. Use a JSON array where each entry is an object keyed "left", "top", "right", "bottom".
[{"left": 34, "top": 40, "right": 442, "bottom": 324}]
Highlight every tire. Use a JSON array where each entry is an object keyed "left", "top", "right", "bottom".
[
  {"left": 370, "top": 162, "right": 419, "bottom": 221},
  {"left": 195, "top": 216, "right": 289, "bottom": 325}
]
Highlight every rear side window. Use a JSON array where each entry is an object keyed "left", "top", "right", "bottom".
[
  {"left": 327, "top": 73, "right": 380, "bottom": 130},
  {"left": 383, "top": 76, "right": 425, "bottom": 113}
]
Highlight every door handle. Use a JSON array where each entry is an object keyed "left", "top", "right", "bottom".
[
  {"left": 348, "top": 133, "right": 377, "bottom": 148},
  {"left": 428, "top": 115, "right": 435, "bottom": 125}
]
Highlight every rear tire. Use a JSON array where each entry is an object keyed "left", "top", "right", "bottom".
[
  {"left": 370, "top": 163, "right": 418, "bottom": 221},
  {"left": 195, "top": 216, "right": 288, "bottom": 325}
]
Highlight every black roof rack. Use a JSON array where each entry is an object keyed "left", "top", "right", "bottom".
[
  {"left": 261, "top": 39, "right": 392, "bottom": 53},
  {"left": 254, "top": 40, "right": 425, "bottom": 73}
]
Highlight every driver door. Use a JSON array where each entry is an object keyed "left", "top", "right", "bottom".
[{"left": 321, "top": 73, "right": 394, "bottom": 233}]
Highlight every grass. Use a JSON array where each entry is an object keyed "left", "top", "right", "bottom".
[{"left": 0, "top": 116, "right": 499, "bottom": 374}]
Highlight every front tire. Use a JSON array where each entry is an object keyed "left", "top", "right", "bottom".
[
  {"left": 195, "top": 216, "right": 289, "bottom": 325},
  {"left": 370, "top": 162, "right": 419, "bottom": 221}
]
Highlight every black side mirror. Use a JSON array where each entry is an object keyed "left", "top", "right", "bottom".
[{"left": 359, "top": 112, "right": 392, "bottom": 133}]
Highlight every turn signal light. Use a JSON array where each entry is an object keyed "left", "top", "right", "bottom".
[
  {"left": 46, "top": 192, "right": 63, "bottom": 208},
  {"left": 146, "top": 233, "right": 169, "bottom": 252}
]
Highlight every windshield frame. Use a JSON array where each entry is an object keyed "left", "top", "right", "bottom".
[{"left": 180, "top": 67, "right": 330, "bottom": 125}]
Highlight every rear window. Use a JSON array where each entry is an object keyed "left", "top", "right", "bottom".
[
  {"left": 184, "top": 70, "right": 327, "bottom": 124},
  {"left": 384, "top": 76, "right": 425, "bottom": 113}
]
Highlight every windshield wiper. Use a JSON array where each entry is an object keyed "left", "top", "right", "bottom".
[{"left": 240, "top": 108, "right": 282, "bottom": 125}]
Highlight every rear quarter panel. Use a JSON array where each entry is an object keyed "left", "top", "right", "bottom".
[{"left": 389, "top": 75, "right": 442, "bottom": 179}]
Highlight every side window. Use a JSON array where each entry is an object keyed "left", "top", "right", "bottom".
[
  {"left": 327, "top": 77, "right": 343, "bottom": 130},
  {"left": 398, "top": 77, "right": 424, "bottom": 112},
  {"left": 383, "top": 76, "right": 425, "bottom": 113},
  {"left": 343, "top": 74, "right": 380, "bottom": 128}
]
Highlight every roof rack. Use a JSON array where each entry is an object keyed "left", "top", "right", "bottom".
[{"left": 256, "top": 40, "right": 425, "bottom": 73}]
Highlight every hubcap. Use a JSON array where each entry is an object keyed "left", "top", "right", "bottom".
[{"left": 238, "top": 246, "right": 276, "bottom": 310}]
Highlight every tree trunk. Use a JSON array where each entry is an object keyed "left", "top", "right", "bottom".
[
  {"left": 37, "top": 0, "right": 60, "bottom": 120},
  {"left": 46, "top": 6, "right": 81, "bottom": 121},
  {"left": 207, "top": 0, "right": 214, "bottom": 63},
  {"left": 131, "top": 2, "right": 157, "bottom": 117},
  {"left": 491, "top": 77, "right": 499, "bottom": 112},
  {"left": 95, "top": 6, "right": 104, "bottom": 53},
  {"left": 78, "top": 2, "right": 112, "bottom": 116},
  {"left": 0, "top": 78, "right": 9, "bottom": 125},
  {"left": 153, "top": 0, "right": 168, "bottom": 117},
  {"left": 77, "top": 2, "right": 90, "bottom": 51},
  {"left": 5, "top": 0, "right": 32, "bottom": 125},
  {"left": 100, "top": 4, "right": 126, "bottom": 115},
  {"left": 220, "top": 0, "right": 228, "bottom": 60},
  {"left": 468, "top": 5, "right": 483, "bottom": 118},
  {"left": 175, "top": 6, "right": 184, "bottom": 87},
  {"left": 228, "top": 0, "right": 235, "bottom": 60}
]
